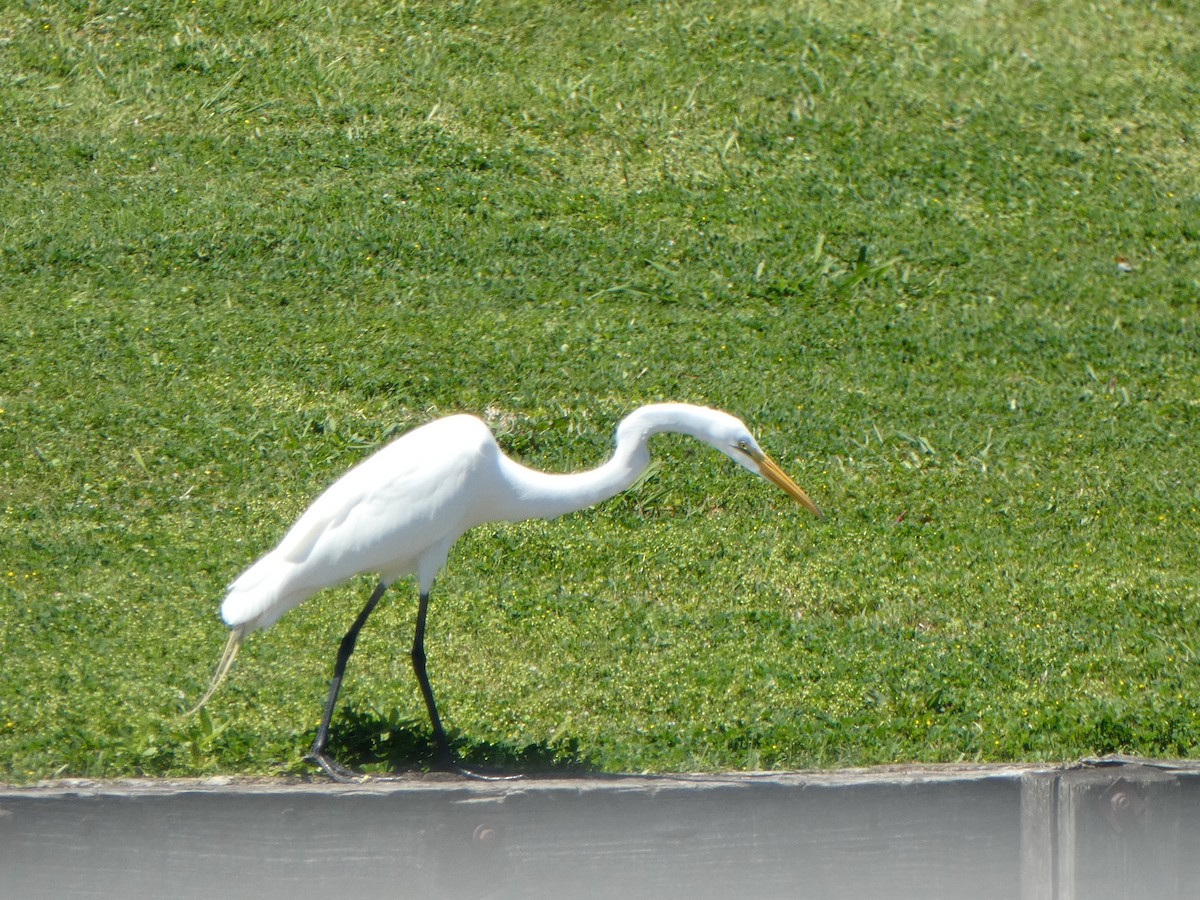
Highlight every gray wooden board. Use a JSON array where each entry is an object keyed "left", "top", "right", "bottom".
[{"left": 2, "top": 760, "right": 1197, "bottom": 900}]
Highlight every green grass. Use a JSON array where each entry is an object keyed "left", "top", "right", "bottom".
[{"left": 2, "top": 0, "right": 1198, "bottom": 782}]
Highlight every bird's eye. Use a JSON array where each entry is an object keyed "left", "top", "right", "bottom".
[{"left": 736, "top": 440, "right": 751, "bottom": 453}]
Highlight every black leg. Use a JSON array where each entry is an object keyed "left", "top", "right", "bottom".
[
  {"left": 412, "top": 590, "right": 454, "bottom": 766},
  {"left": 307, "top": 580, "right": 389, "bottom": 782},
  {"left": 412, "top": 590, "right": 520, "bottom": 782}
]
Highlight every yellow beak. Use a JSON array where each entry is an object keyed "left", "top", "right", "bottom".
[{"left": 753, "top": 450, "right": 822, "bottom": 517}]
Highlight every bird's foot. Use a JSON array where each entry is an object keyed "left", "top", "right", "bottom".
[
  {"left": 305, "top": 746, "right": 522, "bottom": 783},
  {"left": 434, "top": 753, "right": 523, "bottom": 782},
  {"left": 306, "top": 750, "right": 368, "bottom": 783},
  {"left": 455, "top": 765, "right": 523, "bottom": 783}
]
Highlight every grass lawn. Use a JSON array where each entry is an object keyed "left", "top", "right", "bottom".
[{"left": 2, "top": 0, "right": 1198, "bottom": 782}]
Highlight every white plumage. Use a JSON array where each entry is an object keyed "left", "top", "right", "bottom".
[
  {"left": 192, "top": 403, "right": 820, "bottom": 780},
  {"left": 222, "top": 415, "right": 494, "bottom": 634}
]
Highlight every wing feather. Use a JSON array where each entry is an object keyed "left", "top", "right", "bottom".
[{"left": 220, "top": 414, "right": 497, "bottom": 633}]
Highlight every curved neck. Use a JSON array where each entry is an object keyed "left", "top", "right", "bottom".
[{"left": 494, "top": 404, "right": 717, "bottom": 522}]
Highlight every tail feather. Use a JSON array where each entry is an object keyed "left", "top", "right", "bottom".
[
  {"left": 189, "top": 545, "right": 328, "bottom": 718},
  {"left": 224, "top": 556, "right": 291, "bottom": 633},
  {"left": 184, "top": 629, "right": 242, "bottom": 718},
  {"left": 220, "top": 552, "right": 304, "bottom": 632}
]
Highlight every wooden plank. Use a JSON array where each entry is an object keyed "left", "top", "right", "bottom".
[
  {"left": 1020, "top": 770, "right": 1057, "bottom": 900},
  {"left": 1053, "top": 763, "right": 1185, "bottom": 900},
  {"left": 2, "top": 761, "right": 1197, "bottom": 900}
]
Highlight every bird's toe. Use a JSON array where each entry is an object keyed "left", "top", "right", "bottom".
[{"left": 306, "top": 751, "right": 367, "bottom": 783}]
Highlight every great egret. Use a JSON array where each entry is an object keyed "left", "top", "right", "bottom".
[{"left": 191, "top": 402, "right": 820, "bottom": 780}]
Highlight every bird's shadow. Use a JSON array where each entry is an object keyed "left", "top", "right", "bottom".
[{"left": 319, "top": 704, "right": 599, "bottom": 778}]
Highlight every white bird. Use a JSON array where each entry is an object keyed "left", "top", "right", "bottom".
[{"left": 191, "top": 402, "right": 821, "bottom": 780}]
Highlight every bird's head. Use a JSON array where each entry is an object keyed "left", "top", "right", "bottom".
[
  {"left": 620, "top": 403, "right": 822, "bottom": 517},
  {"left": 700, "top": 410, "right": 823, "bottom": 518}
]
